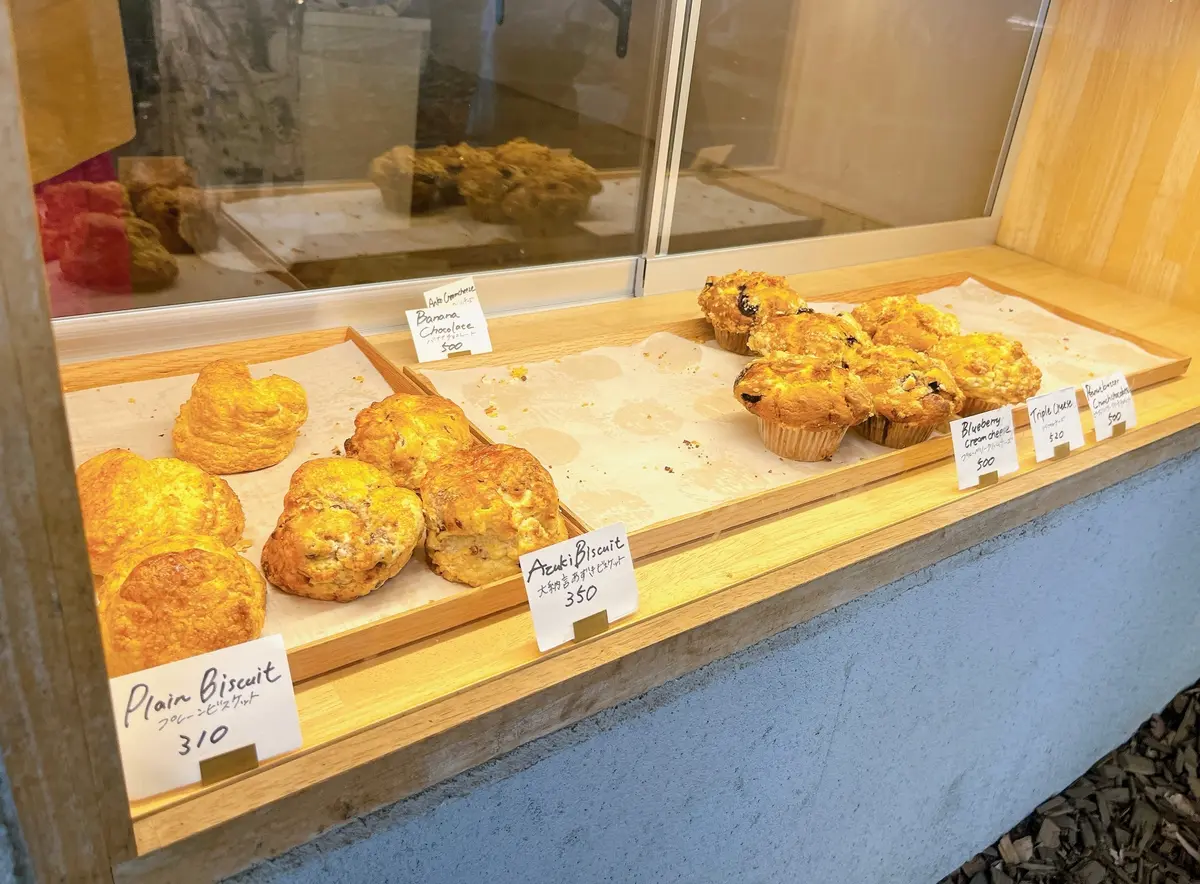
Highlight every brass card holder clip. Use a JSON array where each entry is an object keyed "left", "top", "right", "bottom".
[
  {"left": 1112, "top": 420, "right": 1127, "bottom": 437},
  {"left": 977, "top": 470, "right": 1000, "bottom": 488},
  {"left": 573, "top": 610, "right": 610, "bottom": 642},
  {"left": 199, "top": 743, "right": 259, "bottom": 786},
  {"left": 1053, "top": 442, "right": 1070, "bottom": 460}
]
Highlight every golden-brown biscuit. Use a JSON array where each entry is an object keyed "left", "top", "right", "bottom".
[
  {"left": 929, "top": 332, "right": 1043, "bottom": 414},
  {"left": 420, "top": 444, "right": 568, "bottom": 587},
  {"left": 344, "top": 393, "right": 474, "bottom": 489},
  {"left": 76, "top": 449, "right": 245, "bottom": 577},
  {"left": 850, "top": 295, "right": 960, "bottom": 352},
  {"left": 848, "top": 345, "right": 964, "bottom": 449},
  {"left": 747, "top": 310, "right": 867, "bottom": 359},
  {"left": 97, "top": 534, "right": 265, "bottom": 677},
  {"left": 262, "top": 458, "right": 424, "bottom": 602},
  {"left": 173, "top": 359, "right": 308, "bottom": 474}
]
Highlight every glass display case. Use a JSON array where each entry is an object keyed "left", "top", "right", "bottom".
[{"left": 6, "top": 0, "right": 1200, "bottom": 880}]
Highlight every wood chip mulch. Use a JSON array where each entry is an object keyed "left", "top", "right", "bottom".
[{"left": 939, "top": 683, "right": 1200, "bottom": 884}]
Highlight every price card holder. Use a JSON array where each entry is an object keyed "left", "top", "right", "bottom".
[
  {"left": 520, "top": 523, "right": 638, "bottom": 653},
  {"left": 1083, "top": 373, "right": 1136, "bottom": 442},
  {"left": 950, "top": 406, "right": 1020, "bottom": 491},
  {"left": 1054, "top": 443, "right": 1070, "bottom": 460},
  {"left": 199, "top": 743, "right": 259, "bottom": 785},
  {"left": 109, "top": 635, "right": 302, "bottom": 801},
  {"left": 406, "top": 302, "right": 493, "bottom": 363},
  {"left": 1026, "top": 386, "right": 1086, "bottom": 463},
  {"left": 573, "top": 610, "right": 611, "bottom": 642}
]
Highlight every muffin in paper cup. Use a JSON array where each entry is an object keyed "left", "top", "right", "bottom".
[
  {"left": 758, "top": 419, "right": 847, "bottom": 461},
  {"left": 714, "top": 328, "right": 753, "bottom": 355},
  {"left": 852, "top": 415, "right": 935, "bottom": 450},
  {"left": 847, "top": 345, "right": 964, "bottom": 449},
  {"left": 734, "top": 355, "right": 873, "bottom": 462},
  {"left": 958, "top": 396, "right": 1000, "bottom": 417},
  {"left": 930, "top": 333, "right": 1042, "bottom": 415},
  {"left": 698, "top": 270, "right": 807, "bottom": 354},
  {"left": 850, "top": 294, "right": 960, "bottom": 353}
]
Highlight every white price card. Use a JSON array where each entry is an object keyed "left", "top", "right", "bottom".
[
  {"left": 423, "top": 276, "right": 479, "bottom": 309},
  {"left": 950, "top": 406, "right": 1020, "bottom": 490},
  {"left": 406, "top": 301, "right": 493, "bottom": 362},
  {"left": 519, "top": 523, "right": 639, "bottom": 653},
  {"left": 1026, "top": 387, "right": 1086, "bottom": 462},
  {"left": 1083, "top": 372, "right": 1137, "bottom": 441},
  {"left": 109, "top": 635, "right": 302, "bottom": 800}
]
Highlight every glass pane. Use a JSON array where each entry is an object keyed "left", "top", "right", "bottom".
[
  {"left": 16, "top": 0, "right": 665, "bottom": 317},
  {"left": 663, "top": 0, "right": 1042, "bottom": 253}
]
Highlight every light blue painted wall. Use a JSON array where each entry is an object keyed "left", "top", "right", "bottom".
[{"left": 3, "top": 451, "right": 1198, "bottom": 884}]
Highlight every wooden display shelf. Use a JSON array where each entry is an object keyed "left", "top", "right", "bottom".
[
  {"left": 407, "top": 271, "right": 1189, "bottom": 561},
  {"left": 58, "top": 326, "right": 588, "bottom": 684}
]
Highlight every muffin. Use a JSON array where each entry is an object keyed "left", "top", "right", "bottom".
[
  {"left": 420, "top": 444, "right": 568, "bottom": 587},
  {"left": 492, "top": 137, "right": 557, "bottom": 168},
  {"left": 734, "top": 355, "right": 873, "bottom": 461},
  {"left": 929, "top": 333, "right": 1043, "bottom": 416},
  {"left": 345, "top": 393, "right": 475, "bottom": 489},
  {"left": 849, "top": 346, "right": 965, "bottom": 448},
  {"left": 121, "top": 156, "right": 196, "bottom": 202},
  {"left": 500, "top": 172, "right": 594, "bottom": 237},
  {"left": 747, "top": 310, "right": 868, "bottom": 360},
  {"left": 698, "top": 270, "right": 806, "bottom": 355},
  {"left": 458, "top": 159, "right": 527, "bottom": 224},
  {"left": 173, "top": 359, "right": 309, "bottom": 474},
  {"left": 132, "top": 185, "right": 193, "bottom": 253},
  {"left": 76, "top": 449, "right": 245, "bottom": 577},
  {"left": 369, "top": 145, "right": 448, "bottom": 214},
  {"left": 261, "top": 458, "right": 425, "bottom": 602},
  {"left": 97, "top": 534, "right": 266, "bottom": 677},
  {"left": 850, "top": 295, "right": 960, "bottom": 352}
]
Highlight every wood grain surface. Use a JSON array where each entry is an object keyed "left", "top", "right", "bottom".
[
  {"left": 999, "top": 0, "right": 1200, "bottom": 310},
  {"left": 0, "top": 0, "right": 131, "bottom": 878},
  {"left": 114, "top": 246, "right": 1200, "bottom": 882}
]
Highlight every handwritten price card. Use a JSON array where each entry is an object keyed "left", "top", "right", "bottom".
[
  {"left": 406, "top": 302, "right": 493, "bottom": 362},
  {"left": 950, "top": 406, "right": 1020, "bottom": 490},
  {"left": 423, "top": 276, "right": 479, "bottom": 309},
  {"left": 109, "top": 635, "right": 302, "bottom": 800},
  {"left": 1026, "top": 387, "right": 1085, "bottom": 462},
  {"left": 519, "top": 523, "right": 639, "bottom": 652},
  {"left": 1083, "top": 373, "right": 1136, "bottom": 441}
]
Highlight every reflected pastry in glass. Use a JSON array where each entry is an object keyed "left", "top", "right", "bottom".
[
  {"left": 262, "top": 458, "right": 424, "bottom": 603},
  {"left": 345, "top": 393, "right": 475, "bottom": 490},
  {"left": 734, "top": 354, "right": 872, "bottom": 461},
  {"left": 369, "top": 145, "right": 449, "bottom": 214},
  {"left": 76, "top": 448, "right": 245, "bottom": 577},
  {"left": 698, "top": 269, "right": 805, "bottom": 355},
  {"left": 98, "top": 534, "right": 265, "bottom": 677},
  {"left": 420, "top": 444, "right": 568, "bottom": 587},
  {"left": 132, "top": 185, "right": 218, "bottom": 254},
  {"left": 848, "top": 345, "right": 964, "bottom": 448},
  {"left": 173, "top": 359, "right": 308, "bottom": 474},
  {"left": 38, "top": 180, "right": 130, "bottom": 262},
  {"left": 458, "top": 159, "right": 527, "bottom": 224},
  {"left": 850, "top": 294, "right": 960, "bottom": 352},
  {"left": 58, "top": 213, "right": 178, "bottom": 292},
  {"left": 929, "top": 332, "right": 1043, "bottom": 416},
  {"left": 418, "top": 143, "right": 492, "bottom": 206},
  {"left": 747, "top": 310, "right": 867, "bottom": 360},
  {"left": 492, "top": 137, "right": 557, "bottom": 168}
]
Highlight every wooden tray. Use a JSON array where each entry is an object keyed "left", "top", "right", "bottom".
[
  {"left": 59, "top": 327, "right": 587, "bottom": 683},
  {"left": 407, "top": 272, "right": 1191, "bottom": 561}
]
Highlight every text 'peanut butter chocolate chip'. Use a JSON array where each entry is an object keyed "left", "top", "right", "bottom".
[
  {"left": 740, "top": 393, "right": 763, "bottom": 404},
  {"left": 736, "top": 293, "right": 758, "bottom": 317}
]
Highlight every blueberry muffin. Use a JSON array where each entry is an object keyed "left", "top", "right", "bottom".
[
  {"left": 733, "top": 355, "right": 873, "bottom": 461},
  {"left": 698, "top": 270, "right": 806, "bottom": 355},
  {"left": 850, "top": 295, "right": 960, "bottom": 352},
  {"left": 929, "top": 333, "right": 1043, "bottom": 416},
  {"left": 849, "top": 345, "right": 964, "bottom": 448},
  {"left": 747, "top": 310, "right": 867, "bottom": 360}
]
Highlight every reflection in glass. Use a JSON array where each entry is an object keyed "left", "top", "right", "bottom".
[
  {"left": 18, "top": 0, "right": 665, "bottom": 317},
  {"left": 667, "top": 0, "right": 1042, "bottom": 252}
]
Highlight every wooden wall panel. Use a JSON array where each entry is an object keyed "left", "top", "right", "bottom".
[{"left": 999, "top": 0, "right": 1200, "bottom": 310}]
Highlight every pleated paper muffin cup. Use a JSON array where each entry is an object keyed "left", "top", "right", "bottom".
[
  {"left": 757, "top": 418, "right": 847, "bottom": 461},
  {"left": 959, "top": 396, "right": 1003, "bottom": 417},
  {"left": 713, "top": 328, "right": 753, "bottom": 356},
  {"left": 852, "top": 415, "right": 934, "bottom": 450}
]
